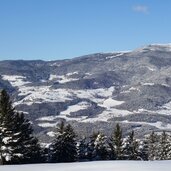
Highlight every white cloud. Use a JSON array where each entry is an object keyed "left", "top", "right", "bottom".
[{"left": 133, "top": 5, "right": 149, "bottom": 14}]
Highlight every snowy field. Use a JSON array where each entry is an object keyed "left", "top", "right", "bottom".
[{"left": 1, "top": 161, "right": 171, "bottom": 171}]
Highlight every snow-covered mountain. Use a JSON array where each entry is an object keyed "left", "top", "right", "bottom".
[{"left": 1, "top": 44, "right": 171, "bottom": 142}]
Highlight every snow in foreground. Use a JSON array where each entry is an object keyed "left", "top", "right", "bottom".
[{"left": 1, "top": 161, "right": 171, "bottom": 171}]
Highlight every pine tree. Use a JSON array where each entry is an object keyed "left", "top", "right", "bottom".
[
  {"left": 109, "top": 123, "right": 123, "bottom": 160},
  {"left": 77, "top": 137, "right": 87, "bottom": 161},
  {"left": 0, "top": 90, "right": 17, "bottom": 164},
  {"left": 86, "top": 132, "right": 98, "bottom": 161},
  {"left": 0, "top": 89, "right": 42, "bottom": 164},
  {"left": 93, "top": 132, "right": 109, "bottom": 160},
  {"left": 166, "top": 134, "right": 171, "bottom": 160},
  {"left": 147, "top": 131, "right": 158, "bottom": 160},
  {"left": 165, "top": 134, "right": 171, "bottom": 160},
  {"left": 157, "top": 131, "right": 171, "bottom": 160},
  {"left": 51, "top": 121, "right": 77, "bottom": 162},
  {"left": 123, "top": 131, "right": 139, "bottom": 160},
  {"left": 138, "top": 139, "right": 148, "bottom": 160},
  {"left": 41, "top": 145, "right": 50, "bottom": 163}
]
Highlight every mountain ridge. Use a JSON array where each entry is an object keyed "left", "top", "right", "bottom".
[{"left": 1, "top": 44, "right": 171, "bottom": 142}]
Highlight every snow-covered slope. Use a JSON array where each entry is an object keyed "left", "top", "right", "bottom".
[
  {"left": 1, "top": 44, "right": 171, "bottom": 141},
  {"left": 1, "top": 161, "right": 171, "bottom": 171}
]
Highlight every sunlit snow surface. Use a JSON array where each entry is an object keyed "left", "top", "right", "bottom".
[
  {"left": 2, "top": 75, "right": 31, "bottom": 87},
  {"left": 121, "top": 120, "right": 171, "bottom": 130},
  {"left": 1, "top": 161, "right": 171, "bottom": 171},
  {"left": 49, "top": 74, "right": 79, "bottom": 83}
]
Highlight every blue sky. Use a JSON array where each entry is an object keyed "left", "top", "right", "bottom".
[{"left": 0, "top": 0, "right": 171, "bottom": 60}]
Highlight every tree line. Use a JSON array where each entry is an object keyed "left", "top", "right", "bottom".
[{"left": 0, "top": 89, "right": 171, "bottom": 165}]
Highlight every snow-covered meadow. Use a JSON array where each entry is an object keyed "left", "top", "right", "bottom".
[
  {"left": 3, "top": 71, "right": 171, "bottom": 134},
  {"left": 1, "top": 161, "right": 171, "bottom": 171}
]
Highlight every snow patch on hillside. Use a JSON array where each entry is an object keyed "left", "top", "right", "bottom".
[
  {"left": 142, "top": 83, "right": 155, "bottom": 86},
  {"left": 38, "top": 122, "right": 57, "bottom": 128},
  {"left": 133, "top": 108, "right": 155, "bottom": 114},
  {"left": 14, "top": 86, "right": 72, "bottom": 106},
  {"left": 38, "top": 115, "right": 88, "bottom": 127},
  {"left": 60, "top": 102, "right": 90, "bottom": 116},
  {"left": 49, "top": 74, "right": 58, "bottom": 80},
  {"left": 106, "top": 53, "right": 124, "bottom": 59},
  {"left": 83, "top": 98, "right": 130, "bottom": 122},
  {"left": 83, "top": 108, "right": 131, "bottom": 123},
  {"left": 48, "top": 62, "right": 61, "bottom": 67},
  {"left": 13, "top": 85, "right": 116, "bottom": 107},
  {"left": 121, "top": 120, "right": 171, "bottom": 130},
  {"left": 37, "top": 116, "right": 58, "bottom": 121},
  {"left": 66, "top": 72, "right": 78, "bottom": 76},
  {"left": 74, "top": 87, "right": 115, "bottom": 104},
  {"left": 49, "top": 74, "right": 79, "bottom": 83},
  {"left": 148, "top": 44, "right": 171, "bottom": 51},
  {"left": 83, "top": 98, "right": 131, "bottom": 121},
  {"left": 47, "top": 131, "right": 56, "bottom": 137},
  {"left": 146, "top": 66, "right": 156, "bottom": 71},
  {"left": 121, "top": 86, "right": 140, "bottom": 94},
  {"left": 14, "top": 84, "right": 131, "bottom": 123},
  {"left": 157, "top": 101, "right": 171, "bottom": 115},
  {"left": 102, "top": 98, "right": 124, "bottom": 108},
  {"left": 129, "top": 87, "right": 139, "bottom": 91},
  {"left": 2, "top": 75, "right": 31, "bottom": 87}
]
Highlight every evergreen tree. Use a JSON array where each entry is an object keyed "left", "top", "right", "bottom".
[
  {"left": 157, "top": 131, "right": 171, "bottom": 160},
  {"left": 77, "top": 137, "right": 87, "bottom": 161},
  {"left": 138, "top": 139, "right": 148, "bottom": 160},
  {"left": 41, "top": 146, "right": 50, "bottom": 163},
  {"left": 86, "top": 132, "right": 98, "bottom": 161},
  {"left": 0, "top": 89, "right": 15, "bottom": 164},
  {"left": 123, "top": 131, "right": 139, "bottom": 160},
  {"left": 0, "top": 138, "right": 2, "bottom": 164},
  {"left": 0, "top": 89, "right": 42, "bottom": 164},
  {"left": 109, "top": 123, "right": 123, "bottom": 160},
  {"left": 93, "top": 132, "right": 109, "bottom": 160},
  {"left": 51, "top": 121, "right": 77, "bottom": 162},
  {"left": 147, "top": 131, "right": 158, "bottom": 160},
  {"left": 0, "top": 90, "right": 24, "bottom": 164},
  {"left": 13, "top": 112, "right": 42, "bottom": 164}
]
